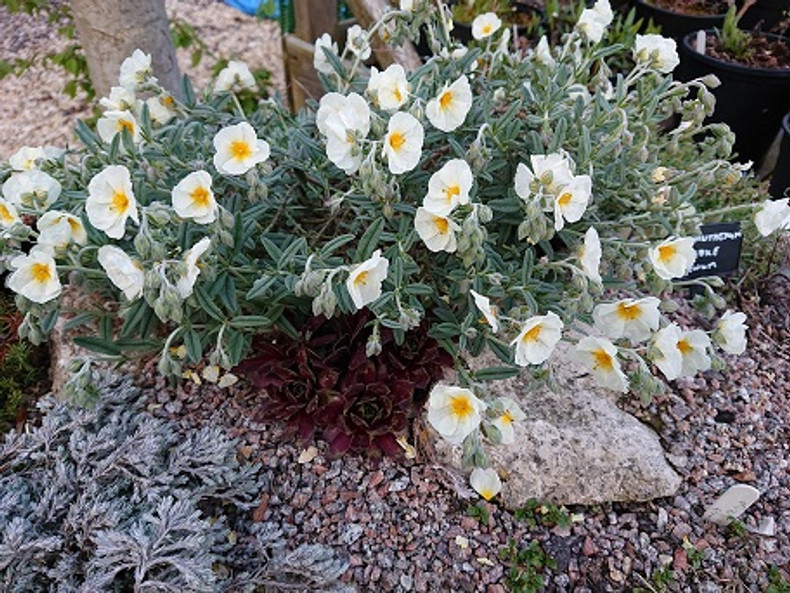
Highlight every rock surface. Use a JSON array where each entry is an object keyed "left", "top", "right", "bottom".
[{"left": 434, "top": 345, "right": 682, "bottom": 506}]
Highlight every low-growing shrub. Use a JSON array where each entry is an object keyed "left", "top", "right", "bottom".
[{"left": 0, "top": 374, "right": 351, "bottom": 591}]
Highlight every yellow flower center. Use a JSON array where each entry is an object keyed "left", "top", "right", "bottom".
[
  {"left": 111, "top": 190, "right": 129, "bottom": 213},
  {"left": 450, "top": 395, "right": 474, "bottom": 419},
  {"left": 230, "top": 140, "right": 252, "bottom": 161},
  {"left": 592, "top": 348, "right": 614, "bottom": 371},
  {"left": 522, "top": 324, "right": 542, "bottom": 343},
  {"left": 500, "top": 411, "right": 514, "bottom": 425},
  {"left": 482, "top": 24, "right": 492, "bottom": 35},
  {"left": 67, "top": 217, "right": 81, "bottom": 232},
  {"left": 657, "top": 244, "right": 676, "bottom": 263},
  {"left": 0, "top": 204, "right": 13, "bottom": 222},
  {"left": 445, "top": 184, "right": 460, "bottom": 203},
  {"left": 434, "top": 216, "right": 449, "bottom": 234},
  {"left": 393, "top": 87, "right": 403, "bottom": 103},
  {"left": 389, "top": 131, "right": 406, "bottom": 152},
  {"left": 191, "top": 186, "right": 211, "bottom": 208},
  {"left": 354, "top": 270, "right": 369, "bottom": 286},
  {"left": 439, "top": 90, "right": 453, "bottom": 110},
  {"left": 558, "top": 192, "right": 573, "bottom": 207},
  {"left": 616, "top": 302, "right": 642, "bottom": 321},
  {"left": 117, "top": 119, "right": 135, "bottom": 134},
  {"left": 31, "top": 262, "right": 52, "bottom": 283},
  {"left": 162, "top": 96, "right": 175, "bottom": 108},
  {"left": 676, "top": 339, "right": 693, "bottom": 354},
  {"left": 480, "top": 488, "right": 495, "bottom": 500}
]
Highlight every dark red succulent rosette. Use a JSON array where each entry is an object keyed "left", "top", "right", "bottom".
[{"left": 237, "top": 311, "right": 453, "bottom": 458}]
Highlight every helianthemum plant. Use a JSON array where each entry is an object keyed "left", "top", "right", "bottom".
[{"left": 0, "top": 1, "right": 783, "bottom": 494}]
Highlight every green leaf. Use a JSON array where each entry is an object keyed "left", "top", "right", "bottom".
[
  {"left": 472, "top": 366, "right": 521, "bottom": 381},
  {"left": 194, "top": 286, "right": 225, "bottom": 321},
  {"left": 261, "top": 236, "right": 283, "bottom": 262},
  {"left": 246, "top": 275, "right": 278, "bottom": 300},
  {"left": 405, "top": 283, "right": 434, "bottom": 296},
  {"left": 278, "top": 237, "right": 305, "bottom": 269},
  {"left": 319, "top": 234, "right": 355, "bottom": 258},
  {"left": 487, "top": 337, "right": 515, "bottom": 365},
  {"left": 183, "top": 329, "right": 203, "bottom": 363},
  {"left": 355, "top": 217, "right": 384, "bottom": 261},
  {"left": 428, "top": 322, "right": 461, "bottom": 339},
  {"left": 227, "top": 315, "right": 272, "bottom": 329},
  {"left": 63, "top": 312, "right": 96, "bottom": 331},
  {"left": 224, "top": 328, "right": 247, "bottom": 366},
  {"left": 114, "top": 339, "right": 161, "bottom": 352},
  {"left": 73, "top": 337, "right": 121, "bottom": 356}
]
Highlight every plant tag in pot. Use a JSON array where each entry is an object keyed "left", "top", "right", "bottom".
[
  {"left": 695, "top": 29, "right": 706, "bottom": 54},
  {"left": 703, "top": 484, "right": 760, "bottom": 525}
]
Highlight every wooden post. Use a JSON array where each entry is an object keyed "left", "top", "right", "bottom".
[
  {"left": 345, "top": 0, "right": 422, "bottom": 72},
  {"left": 294, "top": 0, "right": 338, "bottom": 43}
]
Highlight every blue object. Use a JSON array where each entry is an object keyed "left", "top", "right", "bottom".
[{"left": 222, "top": 0, "right": 281, "bottom": 19}]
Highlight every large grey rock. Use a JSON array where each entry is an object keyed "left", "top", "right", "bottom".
[{"left": 433, "top": 344, "right": 682, "bottom": 507}]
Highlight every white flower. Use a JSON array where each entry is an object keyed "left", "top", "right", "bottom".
[
  {"left": 346, "top": 24, "right": 371, "bottom": 60},
  {"left": 317, "top": 92, "right": 370, "bottom": 174},
  {"left": 491, "top": 398, "right": 525, "bottom": 445},
  {"left": 212, "top": 122, "right": 270, "bottom": 175},
  {"left": 2, "top": 170, "right": 61, "bottom": 210},
  {"left": 314, "top": 33, "right": 339, "bottom": 75},
  {"left": 634, "top": 34, "right": 680, "bottom": 73},
  {"left": 369, "top": 64, "right": 409, "bottom": 111},
  {"left": 86, "top": 165, "right": 139, "bottom": 239},
  {"left": 346, "top": 249, "right": 389, "bottom": 310},
  {"left": 649, "top": 236, "right": 697, "bottom": 280},
  {"left": 470, "top": 467, "right": 502, "bottom": 501},
  {"left": 470, "top": 289, "right": 499, "bottom": 333},
  {"left": 592, "top": 297, "right": 661, "bottom": 343},
  {"left": 534, "top": 36, "right": 555, "bottom": 67},
  {"left": 383, "top": 112, "right": 424, "bottom": 174},
  {"left": 472, "top": 12, "right": 502, "bottom": 40},
  {"left": 0, "top": 199, "right": 20, "bottom": 227},
  {"left": 214, "top": 60, "right": 256, "bottom": 93},
  {"left": 714, "top": 310, "right": 748, "bottom": 355},
  {"left": 553, "top": 174, "right": 592, "bottom": 231},
  {"left": 425, "top": 75, "right": 472, "bottom": 132},
  {"left": 171, "top": 170, "right": 217, "bottom": 224},
  {"left": 96, "top": 110, "right": 141, "bottom": 145},
  {"left": 145, "top": 95, "right": 176, "bottom": 125},
  {"left": 574, "top": 336, "right": 629, "bottom": 392},
  {"left": 9, "top": 146, "right": 45, "bottom": 171},
  {"left": 415, "top": 207, "right": 459, "bottom": 252},
  {"left": 119, "top": 48, "right": 155, "bottom": 90},
  {"left": 514, "top": 154, "right": 574, "bottom": 201},
  {"left": 579, "top": 226, "right": 602, "bottom": 283},
  {"left": 177, "top": 237, "right": 212, "bottom": 298},
  {"left": 576, "top": 0, "right": 613, "bottom": 43},
  {"left": 7, "top": 245, "right": 61, "bottom": 304},
  {"left": 512, "top": 311, "right": 563, "bottom": 366},
  {"left": 677, "top": 329, "right": 712, "bottom": 377},
  {"left": 423, "top": 159, "right": 473, "bottom": 215},
  {"left": 651, "top": 323, "right": 684, "bottom": 381},
  {"left": 399, "top": 0, "right": 414, "bottom": 11},
  {"left": 427, "top": 384, "right": 486, "bottom": 444},
  {"left": 37, "top": 211, "right": 87, "bottom": 248},
  {"left": 99, "top": 86, "right": 137, "bottom": 112},
  {"left": 754, "top": 198, "right": 790, "bottom": 236},
  {"left": 97, "top": 245, "right": 144, "bottom": 301}
]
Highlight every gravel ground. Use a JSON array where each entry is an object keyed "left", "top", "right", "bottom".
[
  {"left": 140, "top": 282, "right": 790, "bottom": 592},
  {"left": 0, "top": 0, "right": 285, "bottom": 158},
  {"left": 3, "top": 3, "right": 790, "bottom": 591}
]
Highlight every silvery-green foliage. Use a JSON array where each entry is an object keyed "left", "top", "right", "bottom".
[
  {"left": 0, "top": 375, "right": 350, "bottom": 592},
  {"left": 0, "top": 2, "right": 766, "bottom": 395}
]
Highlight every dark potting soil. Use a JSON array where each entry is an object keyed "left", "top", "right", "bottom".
[
  {"left": 646, "top": 0, "right": 728, "bottom": 16},
  {"left": 706, "top": 33, "right": 790, "bottom": 69}
]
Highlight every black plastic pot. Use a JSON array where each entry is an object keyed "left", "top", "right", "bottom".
[
  {"left": 739, "top": 0, "right": 790, "bottom": 32},
  {"left": 679, "top": 31, "right": 790, "bottom": 166},
  {"left": 633, "top": 0, "right": 727, "bottom": 39},
  {"left": 769, "top": 113, "right": 790, "bottom": 198}
]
